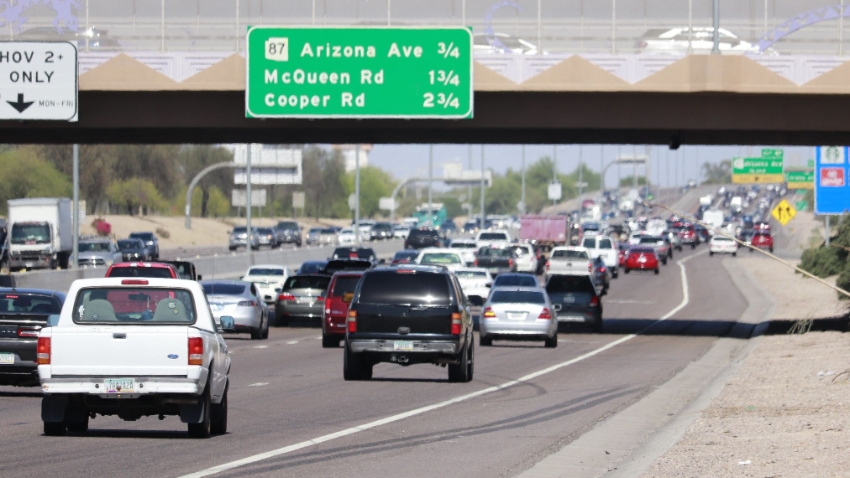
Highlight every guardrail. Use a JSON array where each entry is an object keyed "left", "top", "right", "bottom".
[{"left": 13, "top": 240, "right": 405, "bottom": 292}]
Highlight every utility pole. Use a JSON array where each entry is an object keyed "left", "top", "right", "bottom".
[
  {"left": 537, "top": 0, "right": 542, "bottom": 53},
  {"left": 246, "top": 144, "right": 253, "bottom": 265},
  {"left": 480, "top": 145, "right": 485, "bottom": 230},
  {"left": 521, "top": 145, "right": 526, "bottom": 214},
  {"left": 355, "top": 143, "right": 361, "bottom": 246},
  {"left": 428, "top": 144, "right": 434, "bottom": 228},
  {"left": 72, "top": 144, "right": 79, "bottom": 269},
  {"left": 468, "top": 144, "right": 473, "bottom": 218},
  {"left": 552, "top": 145, "right": 558, "bottom": 206},
  {"left": 578, "top": 145, "right": 584, "bottom": 198},
  {"left": 712, "top": 0, "right": 721, "bottom": 54}
]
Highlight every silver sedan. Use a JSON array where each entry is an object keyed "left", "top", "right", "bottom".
[
  {"left": 201, "top": 280, "right": 269, "bottom": 340},
  {"left": 478, "top": 286, "right": 558, "bottom": 348}
]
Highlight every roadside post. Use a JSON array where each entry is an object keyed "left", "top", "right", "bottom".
[{"left": 814, "top": 146, "right": 850, "bottom": 246}]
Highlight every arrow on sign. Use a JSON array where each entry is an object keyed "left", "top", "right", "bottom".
[{"left": 7, "top": 93, "right": 33, "bottom": 113}]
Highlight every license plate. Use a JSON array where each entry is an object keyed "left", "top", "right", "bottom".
[
  {"left": 104, "top": 378, "right": 135, "bottom": 393},
  {"left": 0, "top": 353, "right": 14, "bottom": 364},
  {"left": 393, "top": 341, "right": 414, "bottom": 351},
  {"left": 298, "top": 297, "right": 314, "bottom": 304},
  {"left": 25, "top": 262, "right": 33, "bottom": 268},
  {"left": 507, "top": 312, "right": 526, "bottom": 321}
]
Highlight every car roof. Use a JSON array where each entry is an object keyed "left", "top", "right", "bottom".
[
  {"left": 0, "top": 287, "right": 66, "bottom": 299},
  {"left": 489, "top": 286, "right": 546, "bottom": 293},
  {"left": 110, "top": 262, "right": 174, "bottom": 269},
  {"left": 417, "top": 248, "right": 461, "bottom": 254},
  {"left": 370, "top": 264, "right": 446, "bottom": 273},
  {"left": 552, "top": 246, "right": 589, "bottom": 252}
]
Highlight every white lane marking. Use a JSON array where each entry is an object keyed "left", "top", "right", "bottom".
[
  {"left": 315, "top": 336, "right": 322, "bottom": 340},
  {"left": 286, "top": 341, "right": 299, "bottom": 345},
  {"left": 180, "top": 254, "right": 699, "bottom": 478},
  {"left": 248, "top": 382, "right": 268, "bottom": 387},
  {"left": 254, "top": 346, "right": 268, "bottom": 349}
]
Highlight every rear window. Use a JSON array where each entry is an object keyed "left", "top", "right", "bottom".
[
  {"left": 410, "top": 230, "right": 439, "bottom": 238},
  {"left": 108, "top": 267, "right": 174, "bottom": 279},
  {"left": 630, "top": 247, "right": 656, "bottom": 254},
  {"left": 358, "top": 271, "right": 451, "bottom": 306},
  {"left": 478, "top": 232, "right": 508, "bottom": 241},
  {"left": 331, "top": 276, "right": 361, "bottom": 297},
  {"left": 72, "top": 287, "right": 196, "bottom": 324},
  {"left": 0, "top": 294, "right": 61, "bottom": 314},
  {"left": 581, "top": 238, "right": 596, "bottom": 248},
  {"left": 283, "top": 276, "right": 331, "bottom": 290},
  {"left": 450, "top": 242, "right": 476, "bottom": 249},
  {"left": 489, "top": 290, "right": 545, "bottom": 305},
  {"left": 454, "top": 270, "right": 487, "bottom": 278},
  {"left": 393, "top": 251, "right": 419, "bottom": 260},
  {"left": 129, "top": 233, "right": 154, "bottom": 241},
  {"left": 248, "top": 268, "right": 285, "bottom": 276},
  {"left": 477, "top": 248, "right": 512, "bottom": 258},
  {"left": 202, "top": 283, "right": 247, "bottom": 295},
  {"left": 493, "top": 275, "right": 537, "bottom": 287},
  {"left": 639, "top": 237, "right": 662, "bottom": 245},
  {"left": 419, "top": 252, "right": 461, "bottom": 265},
  {"left": 546, "top": 275, "right": 595, "bottom": 294},
  {"left": 510, "top": 245, "right": 532, "bottom": 256},
  {"left": 299, "top": 262, "right": 326, "bottom": 274},
  {"left": 551, "top": 249, "right": 588, "bottom": 259},
  {"left": 599, "top": 238, "right": 613, "bottom": 249}
]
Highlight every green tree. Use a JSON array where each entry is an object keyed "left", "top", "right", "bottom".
[
  {"left": 177, "top": 145, "right": 235, "bottom": 217},
  {"left": 0, "top": 148, "right": 72, "bottom": 213},
  {"left": 107, "top": 178, "right": 167, "bottom": 215},
  {"left": 701, "top": 160, "right": 732, "bottom": 184},
  {"left": 619, "top": 176, "right": 647, "bottom": 187},
  {"left": 345, "top": 166, "right": 397, "bottom": 218},
  {"left": 302, "top": 146, "right": 347, "bottom": 218}
]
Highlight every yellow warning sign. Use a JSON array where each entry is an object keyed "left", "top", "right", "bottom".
[{"left": 771, "top": 199, "right": 796, "bottom": 226}]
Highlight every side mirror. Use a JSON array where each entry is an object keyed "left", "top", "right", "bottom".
[
  {"left": 342, "top": 292, "right": 354, "bottom": 303},
  {"left": 197, "top": 275, "right": 202, "bottom": 281},
  {"left": 219, "top": 316, "right": 237, "bottom": 333}
]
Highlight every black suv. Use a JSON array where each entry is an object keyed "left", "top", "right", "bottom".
[
  {"left": 273, "top": 221, "right": 302, "bottom": 247},
  {"left": 404, "top": 228, "right": 441, "bottom": 249},
  {"left": 342, "top": 265, "right": 474, "bottom": 382},
  {"left": 369, "top": 222, "right": 394, "bottom": 241},
  {"left": 128, "top": 232, "right": 159, "bottom": 260}
]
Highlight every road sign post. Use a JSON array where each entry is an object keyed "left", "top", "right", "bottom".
[
  {"left": 0, "top": 42, "right": 77, "bottom": 121},
  {"left": 732, "top": 148, "right": 784, "bottom": 184},
  {"left": 245, "top": 27, "right": 473, "bottom": 119},
  {"left": 815, "top": 146, "right": 850, "bottom": 215}
]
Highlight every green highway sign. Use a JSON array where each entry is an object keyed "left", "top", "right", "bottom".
[
  {"left": 245, "top": 26, "right": 473, "bottom": 119},
  {"left": 796, "top": 200, "right": 808, "bottom": 211},
  {"left": 786, "top": 170, "right": 814, "bottom": 189},
  {"left": 760, "top": 148, "right": 784, "bottom": 160},
  {"left": 732, "top": 148, "right": 784, "bottom": 184}
]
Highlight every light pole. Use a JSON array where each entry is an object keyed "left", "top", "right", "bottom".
[
  {"left": 521, "top": 145, "right": 526, "bottom": 214},
  {"left": 246, "top": 144, "right": 253, "bottom": 265},
  {"left": 428, "top": 144, "right": 434, "bottom": 228},
  {"left": 72, "top": 144, "right": 79, "bottom": 269},
  {"left": 479, "top": 145, "right": 485, "bottom": 229},
  {"left": 712, "top": 0, "right": 720, "bottom": 54},
  {"left": 355, "top": 143, "right": 361, "bottom": 246}
]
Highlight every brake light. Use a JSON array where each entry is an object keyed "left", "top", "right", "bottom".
[
  {"left": 121, "top": 279, "right": 149, "bottom": 285},
  {"left": 473, "top": 259, "right": 478, "bottom": 267},
  {"left": 36, "top": 337, "right": 50, "bottom": 364},
  {"left": 237, "top": 300, "right": 256, "bottom": 307},
  {"left": 588, "top": 263, "right": 593, "bottom": 272},
  {"left": 451, "top": 312, "right": 462, "bottom": 335},
  {"left": 589, "top": 296, "right": 599, "bottom": 307},
  {"left": 278, "top": 294, "right": 295, "bottom": 302},
  {"left": 324, "top": 297, "right": 332, "bottom": 315},
  {"left": 188, "top": 337, "right": 203, "bottom": 365},
  {"left": 538, "top": 308, "right": 552, "bottom": 320},
  {"left": 545, "top": 261, "right": 550, "bottom": 271},
  {"left": 347, "top": 310, "right": 357, "bottom": 333},
  {"left": 599, "top": 266, "right": 606, "bottom": 273},
  {"left": 508, "top": 258, "right": 514, "bottom": 268},
  {"left": 482, "top": 307, "right": 496, "bottom": 318},
  {"left": 17, "top": 326, "right": 39, "bottom": 338}
]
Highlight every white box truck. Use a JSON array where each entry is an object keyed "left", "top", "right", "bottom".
[{"left": 7, "top": 198, "right": 73, "bottom": 271}]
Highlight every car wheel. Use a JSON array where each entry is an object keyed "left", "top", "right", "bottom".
[
  {"left": 654, "top": 268, "right": 660, "bottom": 275},
  {"left": 448, "top": 341, "right": 472, "bottom": 382},
  {"left": 211, "top": 385, "right": 228, "bottom": 435},
  {"left": 343, "top": 342, "right": 371, "bottom": 381},
  {"left": 544, "top": 333, "right": 558, "bottom": 348},
  {"left": 479, "top": 334, "right": 492, "bottom": 346},
  {"left": 250, "top": 325, "right": 263, "bottom": 340},
  {"left": 709, "top": 251, "right": 714, "bottom": 256},
  {"left": 187, "top": 387, "right": 211, "bottom": 439},
  {"left": 296, "top": 241, "right": 302, "bottom": 247},
  {"left": 261, "top": 317, "right": 269, "bottom": 339},
  {"left": 228, "top": 246, "right": 236, "bottom": 252},
  {"left": 322, "top": 332, "right": 339, "bottom": 348},
  {"left": 769, "top": 247, "right": 774, "bottom": 253},
  {"left": 732, "top": 252, "right": 737, "bottom": 257},
  {"left": 612, "top": 268, "right": 619, "bottom": 279},
  {"left": 662, "top": 259, "right": 667, "bottom": 265},
  {"left": 592, "top": 318, "right": 604, "bottom": 334},
  {"left": 691, "top": 243, "right": 696, "bottom": 249},
  {"left": 43, "top": 421, "right": 66, "bottom": 436},
  {"left": 624, "top": 268, "right": 630, "bottom": 274}
]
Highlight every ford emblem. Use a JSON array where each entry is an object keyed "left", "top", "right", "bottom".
[{"left": 167, "top": 354, "right": 179, "bottom": 359}]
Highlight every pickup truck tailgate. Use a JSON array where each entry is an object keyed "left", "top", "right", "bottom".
[{"left": 50, "top": 326, "right": 189, "bottom": 376}]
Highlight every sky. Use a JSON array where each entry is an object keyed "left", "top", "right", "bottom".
[{"left": 367, "top": 144, "right": 818, "bottom": 189}]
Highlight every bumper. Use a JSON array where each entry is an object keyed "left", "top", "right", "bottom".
[
  {"left": 348, "top": 339, "right": 457, "bottom": 355},
  {"left": 215, "top": 310, "right": 261, "bottom": 329},
  {"left": 9, "top": 256, "right": 52, "bottom": 269},
  {"left": 710, "top": 247, "right": 738, "bottom": 254},
  {"left": 40, "top": 376, "right": 203, "bottom": 396},
  {"left": 555, "top": 311, "right": 598, "bottom": 324},
  {"left": 324, "top": 316, "right": 347, "bottom": 335},
  {"left": 480, "top": 320, "right": 554, "bottom": 337},
  {"left": 0, "top": 339, "right": 38, "bottom": 383},
  {"left": 277, "top": 303, "right": 323, "bottom": 319}
]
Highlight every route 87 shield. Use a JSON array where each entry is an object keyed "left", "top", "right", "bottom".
[{"left": 0, "top": 42, "right": 78, "bottom": 121}]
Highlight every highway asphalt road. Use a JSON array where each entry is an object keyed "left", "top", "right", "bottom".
[{"left": 0, "top": 243, "right": 752, "bottom": 478}]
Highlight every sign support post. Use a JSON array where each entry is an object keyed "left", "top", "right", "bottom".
[
  {"left": 246, "top": 144, "right": 252, "bottom": 265},
  {"left": 72, "top": 144, "right": 79, "bottom": 269},
  {"left": 355, "top": 143, "right": 361, "bottom": 247}
]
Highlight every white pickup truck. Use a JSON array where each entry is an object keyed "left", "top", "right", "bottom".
[
  {"left": 545, "top": 246, "right": 593, "bottom": 280},
  {"left": 580, "top": 235, "right": 620, "bottom": 278},
  {"left": 38, "top": 277, "right": 233, "bottom": 438},
  {"left": 475, "top": 229, "right": 512, "bottom": 249}
]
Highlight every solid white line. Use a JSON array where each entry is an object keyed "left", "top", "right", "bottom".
[
  {"left": 179, "top": 254, "right": 700, "bottom": 478},
  {"left": 248, "top": 382, "right": 268, "bottom": 387}
]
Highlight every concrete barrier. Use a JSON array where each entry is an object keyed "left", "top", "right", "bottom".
[{"left": 14, "top": 240, "right": 405, "bottom": 292}]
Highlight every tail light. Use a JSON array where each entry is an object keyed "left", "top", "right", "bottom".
[
  {"left": 121, "top": 279, "right": 149, "bottom": 285},
  {"left": 36, "top": 337, "right": 50, "bottom": 364},
  {"left": 450, "top": 312, "right": 462, "bottom": 335},
  {"left": 17, "top": 326, "right": 40, "bottom": 338},
  {"left": 237, "top": 300, "right": 256, "bottom": 307},
  {"left": 188, "top": 337, "right": 203, "bottom": 365},
  {"left": 473, "top": 259, "right": 478, "bottom": 267},
  {"left": 508, "top": 258, "right": 514, "bottom": 268},
  {"left": 482, "top": 307, "right": 496, "bottom": 318},
  {"left": 538, "top": 308, "right": 552, "bottom": 320},
  {"left": 347, "top": 309, "right": 357, "bottom": 333},
  {"left": 349, "top": 252, "right": 357, "bottom": 259},
  {"left": 599, "top": 266, "right": 606, "bottom": 273},
  {"left": 589, "top": 296, "right": 599, "bottom": 307},
  {"left": 587, "top": 263, "right": 593, "bottom": 273},
  {"left": 324, "top": 297, "right": 332, "bottom": 316},
  {"left": 278, "top": 294, "right": 295, "bottom": 302},
  {"left": 545, "top": 261, "right": 550, "bottom": 271}
]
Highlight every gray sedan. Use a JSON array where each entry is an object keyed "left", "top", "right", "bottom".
[
  {"left": 478, "top": 287, "right": 558, "bottom": 348},
  {"left": 275, "top": 274, "right": 331, "bottom": 326},
  {"left": 201, "top": 280, "right": 269, "bottom": 340}
]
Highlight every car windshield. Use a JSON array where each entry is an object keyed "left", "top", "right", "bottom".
[
  {"left": 489, "top": 290, "right": 545, "bottom": 305},
  {"left": 493, "top": 275, "right": 537, "bottom": 287},
  {"left": 275, "top": 221, "right": 298, "bottom": 230},
  {"left": 478, "top": 232, "right": 508, "bottom": 240},
  {"left": 78, "top": 242, "right": 110, "bottom": 252},
  {"left": 331, "top": 276, "right": 361, "bottom": 297},
  {"left": 284, "top": 276, "right": 331, "bottom": 291},
  {"left": 11, "top": 224, "right": 50, "bottom": 244},
  {"left": 72, "top": 287, "right": 196, "bottom": 324},
  {"left": 551, "top": 249, "right": 588, "bottom": 259},
  {"left": 419, "top": 253, "right": 461, "bottom": 265},
  {"left": 454, "top": 270, "right": 487, "bottom": 279},
  {"left": 359, "top": 271, "right": 451, "bottom": 306},
  {"left": 117, "top": 240, "right": 143, "bottom": 250},
  {"left": 108, "top": 267, "right": 174, "bottom": 279},
  {"left": 202, "top": 283, "right": 247, "bottom": 295},
  {"left": 248, "top": 268, "right": 285, "bottom": 276},
  {"left": 546, "top": 275, "right": 596, "bottom": 294},
  {"left": 0, "top": 293, "right": 61, "bottom": 314}
]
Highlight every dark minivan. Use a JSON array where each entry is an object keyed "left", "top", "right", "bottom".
[
  {"left": 404, "top": 229, "right": 441, "bottom": 249},
  {"left": 343, "top": 265, "right": 474, "bottom": 382},
  {"left": 0, "top": 288, "right": 65, "bottom": 386},
  {"left": 545, "top": 274, "right": 603, "bottom": 333},
  {"left": 128, "top": 232, "right": 159, "bottom": 261}
]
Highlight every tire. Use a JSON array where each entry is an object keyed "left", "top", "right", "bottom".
[
  {"left": 322, "top": 332, "right": 340, "bottom": 348},
  {"left": 732, "top": 252, "right": 737, "bottom": 257},
  {"left": 654, "top": 268, "right": 660, "bottom": 275},
  {"left": 343, "top": 342, "right": 372, "bottom": 381},
  {"left": 296, "top": 241, "right": 302, "bottom": 247},
  {"left": 250, "top": 323, "right": 263, "bottom": 340},
  {"left": 211, "top": 386, "right": 228, "bottom": 436},
  {"left": 592, "top": 318, "right": 604, "bottom": 334},
  {"left": 709, "top": 251, "right": 714, "bottom": 256},
  {"left": 691, "top": 243, "right": 696, "bottom": 250},
  {"left": 544, "top": 333, "right": 558, "bottom": 348},
  {"left": 44, "top": 421, "right": 66, "bottom": 436},
  {"left": 769, "top": 247, "right": 774, "bottom": 253},
  {"left": 612, "top": 268, "right": 619, "bottom": 279},
  {"left": 662, "top": 259, "right": 667, "bottom": 265},
  {"left": 448, "top": 341, "right": 473, "bottom": 382},
  {"left": 228, "top": 246, "right": 236, "bottom": 252},
  {"left": 187, "top": 387, "right": 211, "bottom": 438},
  {"left": 479, "top": 334, "right": 492, "bottom": 346},
  {"left": 261, "top": 316, "right": 269, "bottom": 339}
]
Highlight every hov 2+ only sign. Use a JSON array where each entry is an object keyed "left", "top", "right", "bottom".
[
  {"left": 0, "top": 42, "right": 77, "bottom": 121},
  {"left": 245, "top": 27, "right": 473, "bottom": 119}
]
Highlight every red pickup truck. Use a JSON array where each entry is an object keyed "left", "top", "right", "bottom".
[{"left": 750, "top": 232, "right": 774, "bottom": 253}]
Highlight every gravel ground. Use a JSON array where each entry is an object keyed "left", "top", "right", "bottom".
[{"left": 640, "top": 256, "right": 850, "bottom": 478}]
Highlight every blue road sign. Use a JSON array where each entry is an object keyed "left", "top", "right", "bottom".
[{"left": 815, "top": 146, "right": 850, "bottom": 214}]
